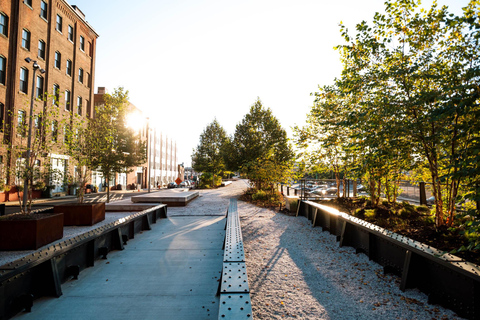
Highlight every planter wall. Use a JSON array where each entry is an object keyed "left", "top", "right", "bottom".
[
  {"left": 0, "top": 192, "right": 6, "bottom": 202},
  {"left": 0, "top": 204, "right": 167, "bottom": 320},
  {"left": 31, "top": 190, "right": 42, "bottom": 199},
  {"left": 0, "top": 213, "right": 64, "bottom": 251},
  {"left": 53, "top": 203, "right": 105, "bottom": 226},
  {"left": 297, "top": 200, "right": 480, "bottom": 320},
  {"left": 7, "top": 187, "right": 22, "bottom": 202}
]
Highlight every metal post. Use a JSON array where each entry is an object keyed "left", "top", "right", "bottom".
[
  {"left": 22, "top": 66, "right": 38, "bottom": 212},
  {"left": 146, "top": 117, "right": 150, "bottom": 193},
  {"left": 419, "top": 182, "right": 426, "bottom": 205}
]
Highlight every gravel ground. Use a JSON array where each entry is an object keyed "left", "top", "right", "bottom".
[{"left": 239, "top": 200, "right": 464, "bottom": 320}]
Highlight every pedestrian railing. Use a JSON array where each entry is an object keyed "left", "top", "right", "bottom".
[
  {"left": 297, "top": 200, "right": 480, "bottom": 320},
  {"left": 218, "top": 198, "right": 252, "bottom": 319}
]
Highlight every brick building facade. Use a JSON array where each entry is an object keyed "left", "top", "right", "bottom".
[{"left": 0, "top": 0, "right": 98, "bottom": 192}]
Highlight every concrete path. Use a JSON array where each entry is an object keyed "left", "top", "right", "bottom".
[
  {"left": 10, "top": 180, "right": 249, "bottom": 320},
  {"left": 13, "top": 216, "right": 225, "bottom": 320}
]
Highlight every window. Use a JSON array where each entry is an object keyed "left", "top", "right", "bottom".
[
  {"left": 77, "top": 96, "right": 82, "bottom": 115},
  {"left": 38, "top": 40, "right": 45, "bottom": 59},
  {"left": 20, "top": 67, "right": 28, "bottom": 93},
  {"left": 0, "top": 56, "right": 5, "bottom": 85},
  {"left": 87, "top": 41, "right": 92, "bottom": 57},
  {"left": 80, "top": 36, "right": 85, "bottom": 51},
  {"left": 53, "top": 84, "right": 59, "bottom": 105},
  {"left": 0, "top": 102, "right": 4, "bottom": 132},
  {"left": 22, "top": 29, "right": 30, "bottom": 50},
  {"left": 40, "top": 1, "right": 48, "bottom": 19},
  {"left": 54, "top": 51, "right": 61, "bottom": 69},
  {"left": 56, "top": 14, "right": 62, "bottom": 32},
  {"left": 68, "top": 25, "right": 73, "bottom": 41},
  {"left": 36, "top": 75, "right": 44, "bottom": 99},
  {"left": 18, "top": 110, "right": 26, "bottom": 137},
  {"left": 24, "top": 0, "right": 32, "bottom": 7},
  {"left": 0, "top": 13, "right": 8, "bottom": 37},
  {"left": 65, "top": 90, "right": 70, "bottom": 111},
  {"left": 66, "top": 59, "right": 72, "bottom": 76},
  {"left": 52, "top": 120, "right": 58, "bottom": 142},
  {"left": 86, "top": 99, "right": 90, "bottom": 118},
  {"left": 34, "top": 114, "right": 41, "bottom": 137},
  {"left": 86, "top": 72, "right": 91, "bottom": 88},
  {"left": 78, "top": 68, "right": 83, "bottom": 83}
]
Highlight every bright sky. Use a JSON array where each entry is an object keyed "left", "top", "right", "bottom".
[{"left": 71, "top": 0, "right": 467, "bottom": 167}]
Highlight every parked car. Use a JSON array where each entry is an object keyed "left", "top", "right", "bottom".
[
  {"left": 357, "top": 184, "right": 367, "bottom": 192},
  {"left": 426, "top": 196, "right": 435, "bottom": 205},
  {"left": 178, "top": 181, "right": 191, "bottom": 188},
  {"left": 167, "top": 182, "right": 177, "bottom": 189},
  {"left": 324, "top": 187, "right": 338, "bottom": 195}
]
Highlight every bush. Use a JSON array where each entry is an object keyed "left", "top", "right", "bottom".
[
  {"left": 252, "top": 190, "right": 268, "bottom": 201},
  {"left": 416, "top": 205, "right": 430, "bottom": 214},
  {"left": 287, "top": 198, "right": 298, "bottom": 212},
  {"left": 365, "top": 209, "right": 376, "bottom": 219}
]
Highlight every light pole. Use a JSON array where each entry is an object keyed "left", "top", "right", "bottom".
[
  {"left": 146, "top": 117, "right": 150, "bottom": 193},
  {"left": 23, "top": 58, "right": 45, "bottom": 212}
]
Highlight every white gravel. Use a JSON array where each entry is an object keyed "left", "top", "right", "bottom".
[{"left": 239, "top": 200, "right": 464, "bottom": 319}]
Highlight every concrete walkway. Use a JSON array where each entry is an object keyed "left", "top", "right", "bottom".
[{"left": 13, "top": 216, "right": 225, "bottom": 320}]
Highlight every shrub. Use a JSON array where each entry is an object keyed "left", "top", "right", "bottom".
[
  {"left": 288, "top": 198, "right": 298, "bottom": 212},
  {"left": 365, "top": 209, "right": 376, "bottom": 219},
  {"left": 252, "top": 190, "right": 268, "bottom": 201},
  {"left": 416, "top": 205, "right": 430, "bottom": 214}
]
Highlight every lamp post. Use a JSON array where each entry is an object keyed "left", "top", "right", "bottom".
[
  {"left": 23, "top": 58, "right": 45, "bottom": 212},
  {"left": 146, "top": 117, "right": 150, "bottom": 193}
]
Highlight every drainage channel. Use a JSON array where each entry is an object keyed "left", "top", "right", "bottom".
[{"left": 218, "top": 198, "right": 253, "bottom": 319}]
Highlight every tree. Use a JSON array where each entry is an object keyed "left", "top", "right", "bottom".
[
  {"left": 9, "top": 92, "right": 63, "bottom": 213},
  {"left": 191, "top": 119, "right": 229, "bottom": 187},
  {"left": 64, "top": 113, "right": 94, "bottom": 203},
  {"left": 231, "top": 98, "right": 294, "bottom": 190},
  {"left": 88, "top": 87, "right": 146, "bottom": 202}
]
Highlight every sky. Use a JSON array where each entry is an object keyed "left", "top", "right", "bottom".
[{"left": 70, "top": 0, "right": 468, "bottom": 167}]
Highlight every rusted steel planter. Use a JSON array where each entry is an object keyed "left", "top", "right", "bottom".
[
  {"left": 54, "top": 203, "right": 105, "bottom": 226},
  {"left": 0, "top": 213, "right": 64, "bottom": 250},
  {"left": 6, "top": 187, "right": 22, "bottom": 202}
]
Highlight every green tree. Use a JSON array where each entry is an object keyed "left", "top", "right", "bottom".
[
  {"left": 9, "top": 91, "right": 63, "bottom": 213},
  {"left": 88, "top": 87, "right": 146, "bottom": 202},
  {"left": 334, "top": 0, "right": 479, "bottom": 225},
  {"left": 191, "top": 118, "right": 229, "bottom": 187},
  {"left": 64, "top": 113, "right": 94, "bottom": 203},
  {"left": 231, "top": 98, "right": 294, "bottom": 190}
]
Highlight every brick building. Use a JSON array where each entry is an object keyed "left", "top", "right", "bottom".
[{"left": 0, "top": 0, "right": 98, "bottom": 193}]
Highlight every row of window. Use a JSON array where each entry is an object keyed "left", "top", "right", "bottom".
[
  {"left": 17, "top": 108, "right": 62, "bottom": 142},
  {"left": 17, "top": 66, "right": 87, "bottom": 115},
  {"left": 0, "top": 53, "right": 89, "bottom": 91},
  {"left": 0, "top": 7, "right": 90, "bottom": 53},
  {"left": 21, "top": 28, "right": 90, "bottom": 72}
]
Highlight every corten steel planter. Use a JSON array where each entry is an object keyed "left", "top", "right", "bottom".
[
  {"left": 31, "top": 190, "right": 42, "bottom": 199},
  {"left": 0, "top": 192, "right": 7, "bottom": 202},
  {"left": 7, "top": 187, "right": 23, "bottom": 202},
  {"left": 0, "top": 213, "right": 64, "bottom": 250},
  {"left": 54, "top": 202, "right": 105, "bottom": 226}
]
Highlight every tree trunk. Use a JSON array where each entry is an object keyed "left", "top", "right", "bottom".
[{"left": 106, "top": 176, "right": 110, "bottom": 203}]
